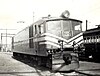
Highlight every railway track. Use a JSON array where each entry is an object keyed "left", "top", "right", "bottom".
[
  {"left": 0, "top": 71, "right": 90, "bottom": 76},
  {"left": 0, "top": 52, "right": 100, "bottom": 76}
]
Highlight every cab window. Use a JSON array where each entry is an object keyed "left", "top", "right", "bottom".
[{"left": 38, "top": 24, "right": 44, "bottom": 34}]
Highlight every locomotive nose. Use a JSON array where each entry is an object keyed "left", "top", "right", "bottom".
[{"left": 63, "top": 53, "right": 72, "bottom": 65}]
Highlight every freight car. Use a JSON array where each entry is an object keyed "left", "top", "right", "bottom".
[
  {"left": 82, "top": 25, "right": 100, "bottom": 61},
  {"left": 12, "top": 10, "right": 83, "bottom": 71}
]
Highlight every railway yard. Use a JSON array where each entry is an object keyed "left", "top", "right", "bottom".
[
  {"left": 0, "top": 52, "right": 100, "bottom": 76},
  {"left": 0, "top": 0, "right": 100, "bottom": 76}
]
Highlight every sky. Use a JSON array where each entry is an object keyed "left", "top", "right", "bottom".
[
  {"left": 0, "top": 0, "right": 100, "bottom": 44},
  {"left": 0, "top": 0, "right": 100, "bottom": 29}
]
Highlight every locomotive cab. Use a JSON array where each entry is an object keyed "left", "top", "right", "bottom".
[
  {"left": 44, "top": 17, "right": 82, "bottom": 71},
  {"left": 46, "top": 18, "right": 82, "bottom": 40}
]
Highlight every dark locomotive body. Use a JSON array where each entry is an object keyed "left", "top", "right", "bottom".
[
  {"left": 12, "top": 16, "right": 83, "bottom": 71},
  {"left": 83, "top": 26, "right": 100, "bottom": 60}
]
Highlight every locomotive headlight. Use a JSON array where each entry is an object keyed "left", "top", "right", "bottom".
[
  {"left": 48, "top": 50, "right": 51, "bottom": 53},
  {"left": 47, "top": 50, "right": 52, "bottom": 54}
]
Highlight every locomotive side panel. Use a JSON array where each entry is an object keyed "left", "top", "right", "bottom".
[
  {"left": 32, "top": 20, "right": 48, "bottom": 56},
  {"left": 13, "top": 27, "right": 29, "bottom": 53},
  {"left": 13, "top": 26, "right": 36, "bottom": 55},
  {"left": 13, "top": 20, "right": 48, "bottom": 56},
  {"left": 38, "top": 44, "right": 47, "bottom": 56}
]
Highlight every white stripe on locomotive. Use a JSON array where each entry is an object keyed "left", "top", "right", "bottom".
[{"left": 37, "top": 33, "right": 83, "bottom": 48}]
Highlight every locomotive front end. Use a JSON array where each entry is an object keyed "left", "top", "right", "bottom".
[
  {"left": 52, "top": 41, "right": 79, "bottom": 71},
  {"left": 45, "top": 17, "right": 83, "bottom": 71}
]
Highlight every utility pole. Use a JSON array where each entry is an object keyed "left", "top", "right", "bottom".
[
  {"left": 1, "top": 33, "right": 2, "bottom": 45},
  {"left": 0, "top": 29, "right": 16, "bottom": 51},
  {"left": 6, "top": 29, "right": 7, "bottom": 48},
  {"left": 86, "top": 20, "right": 88, "bottom": 31},
  {"left": 33, "top": 12, "right": 34, "bottom": 23}
]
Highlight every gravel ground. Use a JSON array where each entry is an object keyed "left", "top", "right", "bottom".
[
  {"left": 0, "top": 52, "right": 100, "bottom": 76},
  {"left": 77, "top": 61, "right": 100, "bottom": 75},
  {"left": 0, "top": 52, "right": 81, "bottom": 76}
]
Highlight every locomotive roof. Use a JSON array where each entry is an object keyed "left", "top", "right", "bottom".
[
  {"left": 32, "top": 17, "right": 82, "bottom": 25},
  {"left": 44, "top": 17, "right": 82, "bottom": 22},
  {"left": 14, "top": 17, "right": 82, "bottom": 37}
]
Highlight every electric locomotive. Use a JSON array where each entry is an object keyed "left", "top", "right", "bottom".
[{"left": 12, "top": 10, "right": 83, "bottom": 71}]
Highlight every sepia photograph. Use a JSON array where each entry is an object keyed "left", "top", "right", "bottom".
[{"left": 0, "top": 0, "right": 100, "bottom": 76}]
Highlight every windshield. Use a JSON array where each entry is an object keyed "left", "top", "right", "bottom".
[
  {"left": 46, "top": 20, "right": 61, "bottom": 37},
  {"left": 46, "top": 19, "right": 82, "bottom": 39},
  {"left": 72, "top": 21, "right": 82, "bottom": 36}
]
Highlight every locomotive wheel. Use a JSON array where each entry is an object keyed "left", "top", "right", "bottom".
[
  {"left": 13, "top": 52, "right": 19, "bottom": 58},
  {"left": 37, "top": 57, "right": 42, "bottom": 66},
  {"left": 46, "top": 59, "right": 52, "bottom": 69},
  {"left": 46, "top": 55, "right": 52, "bottom": 69},
  {"left": 13, "top": 52, "right": 17, "bottom": 57}
]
